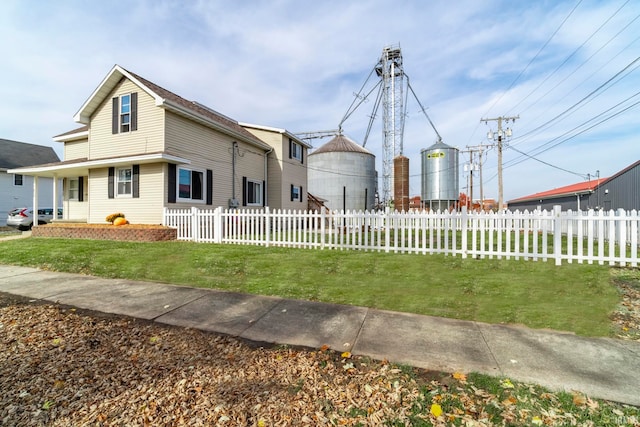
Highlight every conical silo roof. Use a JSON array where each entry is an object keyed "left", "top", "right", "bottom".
[
  {"left": 423, "top": 139, "right": 456, "bottom": 152},
  {"left": 310, "top": 135, "right": 373, "bottom": 156}
]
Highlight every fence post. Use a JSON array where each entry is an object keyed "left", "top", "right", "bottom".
[
  {"left": 214, "top": 207, "right": 222, "bottom": 244},
  {"left": 191, "top": 206, "right": 199, "bottom": 242},
  {"left": 385, "top": 207, "right": 391, "bottom": 253},
  {"left": 553, "top": 205, "right": 562, "bottom": 266},
  {"left": 265, "top": 206, "right": 271, "bottom": 247},
  {"left": 461, "top": 206, "right": 468, "bottom": 259}
]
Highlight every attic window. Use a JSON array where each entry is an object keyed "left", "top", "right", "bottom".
[
  {"left": 112, "top": 92, "right": 137, "bottom": 134},
  {"left": 120, "top": 94, "right": 131, "bottom": 132},
  {"left": 13, "top": 174, "right": 23, "bottom": 186}
]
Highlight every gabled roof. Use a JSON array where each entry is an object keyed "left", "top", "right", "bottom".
[
  {"left": 72, "top": 65, "right": 270, "bottom": 150},
  {"left": 509, "top": 178, "right": 606, "bottom": 203},
  {"left": 0, "top": 138, "right": 60, "bottom": 170}
]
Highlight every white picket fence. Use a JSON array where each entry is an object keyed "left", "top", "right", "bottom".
[{"left": 162, "top": 206, "right": 640, "bottom": 267}]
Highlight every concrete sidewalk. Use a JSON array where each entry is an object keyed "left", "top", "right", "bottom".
[{"left": 0, "top": 264, "right": 638, "bottom": 406}]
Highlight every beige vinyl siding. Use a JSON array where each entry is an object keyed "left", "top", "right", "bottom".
[
  {"left": 62, "top": 176, "right": 88, "bottom": 221},
  {"left": 242, "top": 128, "right": 308, "bottom": 210},
  {"left": 282, "top": 156, "right": 307, "bottom": 210},
  {"left": 89, "top": 79, "right": 164, "bottom": 160},
  {"left": 63, "top": 139, "right": 89, "bottom": 161},
  {"left": 88, "top": 163, "right": 165, "bottom": 224},
  {"left": 164, "top": 112, "right": 266, "bottom": 209}
]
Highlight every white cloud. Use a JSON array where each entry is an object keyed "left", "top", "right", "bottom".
[{"left": 1, "top": 0, "right": 638, "bottom": 203}]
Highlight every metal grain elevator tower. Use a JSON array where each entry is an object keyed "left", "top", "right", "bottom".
[{"left": 375, "top": 45, "right": 405, "bottom": 205}]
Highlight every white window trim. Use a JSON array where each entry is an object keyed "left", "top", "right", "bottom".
[
  {"left": 13, "top": 174, "right": 23, "bottom": 186},
  {"left": 291, "top": 141, "right": 302, "bottom": 161},
  {"left": 120, "top": 93, "right": 131, "bottom": 133},
  {"left": 291, "top": 185, "right": 301, "bottom": 201},
  {"left": 177, "top": 167, "right": 206, "bottom": 203},
  {"left": 116, "top": 166, "right": 133, "bottom": 198},
  {"left": 246, "top": 179, "right": 263, "bottom": 206},
  {"left": 68, "top": 178, "right": 79, "bottom": 201}
]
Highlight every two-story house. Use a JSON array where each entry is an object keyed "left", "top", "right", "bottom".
[{"left": 9, "top": 65, "right": 308, "bottom": 224}]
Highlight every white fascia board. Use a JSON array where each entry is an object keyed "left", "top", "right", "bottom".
[
  {"left": 52, "top": 130, "right": 89, "bottom": 142},
  {"left": 239, "top": 122, "right": 312, "bottom": 148}
]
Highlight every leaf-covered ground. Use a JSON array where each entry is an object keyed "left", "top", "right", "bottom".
[{"left": 1, "top": 292, "right": 639, "bottom": 427}]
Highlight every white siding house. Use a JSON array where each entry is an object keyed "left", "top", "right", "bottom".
[{"left": 0, "top": 139, "right": 60, "bottom": 225}]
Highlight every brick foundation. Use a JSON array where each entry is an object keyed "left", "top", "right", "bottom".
[{"left": 32, "top": 224, "right": 177, "bottom": 242}]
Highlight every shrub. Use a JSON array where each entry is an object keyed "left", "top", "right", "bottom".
[{"left": 106, "top": 212, "right": 125, "bottom": 223}]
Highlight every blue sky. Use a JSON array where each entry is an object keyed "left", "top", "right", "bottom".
[{"left": 1, "top": 0, "right": 638, "bottom": 202}]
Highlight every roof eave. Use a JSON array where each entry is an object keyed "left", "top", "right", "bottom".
[
  {"left": 239, "top": 122, "right": 312, "bottom": 148},
  {"left": 53, "top": 130, "right": 89, "bottom": 143},
  {"left": 7, "top": 152, "right": 190, "bottom": 178},
  {"left": 164, "top": 102, "right": 271, "bottom": 151}
]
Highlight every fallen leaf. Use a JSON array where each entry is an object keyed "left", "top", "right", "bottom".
[
  {"left": 430, "top": 403, "right": 443, "bottom": 417},
  {"left": 572, "top": 391, "right": 587, "bottom": 406},
  {"left": 320, "top": 344, "right": 330, "bottom": 352},
  {"left": 531, "top": 416, "right": 543, "bottom": 425},
  {"left": 453, "top": 372, "right": 467, "bottom": 381},
  {"left": 501, "top": 378, "right": 515, "bottom": 389},
  {"left": 341, "top": 351, "right": 351, "bottom": 359}
]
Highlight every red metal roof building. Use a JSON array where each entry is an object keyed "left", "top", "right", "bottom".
[{"left": 507, "top": 160, "right": 640, "bottom": 212}]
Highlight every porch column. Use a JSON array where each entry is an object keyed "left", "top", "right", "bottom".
[
  {"left": 52, "top": 173, "right": 59, "bottom": 221},
  {"left": 32, "top": 176, "right": 39, "bottom": 228}
]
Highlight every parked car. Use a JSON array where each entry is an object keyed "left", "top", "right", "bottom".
[{"left": 6, "top": 207, "right": 63, "bottom": 231}]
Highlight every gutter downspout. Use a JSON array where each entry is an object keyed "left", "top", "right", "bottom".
[
  {"left": 264, "top": 147, "right": 273, "bottom": 207},
  {"left": 232, "top": 142, "right": 237, "bottom": 200}
]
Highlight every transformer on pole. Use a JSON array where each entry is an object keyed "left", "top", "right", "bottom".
[{"left": 375, "top": 45, "right": 405, "bottom": 205}]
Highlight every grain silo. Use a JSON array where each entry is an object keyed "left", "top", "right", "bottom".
[
  {"left": 308, "top": 135, "right": 376, "bottom": 211},
  {"left": 393, "top": 155, "right": 410, "bottom": 211},
  {"left": 421, "top": 141, "right": 459, "bottom": 211}
]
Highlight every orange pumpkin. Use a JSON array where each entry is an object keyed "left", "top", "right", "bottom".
[{"left": 113, "top": 217, "right": 128, "bottom": 226}]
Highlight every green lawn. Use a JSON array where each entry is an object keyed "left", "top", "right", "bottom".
[{"left": 0, "top": 237, "right": 620, "bottom": 336}]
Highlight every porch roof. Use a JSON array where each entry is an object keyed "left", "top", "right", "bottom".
[{"left": 7, "top": 152, "right": 190, "bottom": 178}]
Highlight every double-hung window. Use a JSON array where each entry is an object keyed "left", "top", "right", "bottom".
[
  {"left": 178, "top": 167, "right": 204, "bottom": 202},
  {"left": 245, "top": 179, "right": 263, "bottom": 206},
  {"left": 290, "top": 140, "right": 302, "bottom": 161},
  {"left": 13, "top": 174, "right": 23, "bottom": 186},
  {"left": 120, "top": 94, "right": 131, "bottom": 132},
  {"left": 116, "top": 167, "right": 132, "bottom": 197},
  {"left": 68, "top": 178, "right": 79, "bottom": 200},
  {"left": 291, "top": 185, "right": 300, "bottom": 201}
]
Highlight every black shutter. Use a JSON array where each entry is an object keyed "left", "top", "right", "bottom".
[
  {"left": 291, "top": 184, "right": 294, "bottom": 202},
  {"left": 301, "top": 147, "right": 304, "bottom": 164},
  {"left": 112, "top": 97, "right": 119, "bottom": 134},
  {"left": 288, "top": 139, "right": 292, "bottom": 159},
  {"left": 242, "top": 176, "right": 247, "bottom": 206},
  {"left": 78, "top": 177, "right": 84, "bottom": 202},
  {"left": 262, "top": 180, "right": 266, "bottom": 207},
  {"left": 108, "top": 167, "right": 115, "bottom": 198},
  {"left": 206, "top": 169, "right": 213, "bottom": 205},
  {"left": 130, "top": 92, "right": 138, "bottom": 131},
  {"left": 300, "top": 185, "right": 303, "bottom": 203},
  {"left": 168, "top": 163, "right": 176, "bottom": 203},
  {"left": 132, "top": 164, "right": 140, "bottom": 198}
]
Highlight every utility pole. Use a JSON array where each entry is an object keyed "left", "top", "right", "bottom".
[
  {"left": 465, "top": 144, "right": 485, "bottom": 210},
  {"left": 481, "top": 115, "right": 519, "bottom": 210}
]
